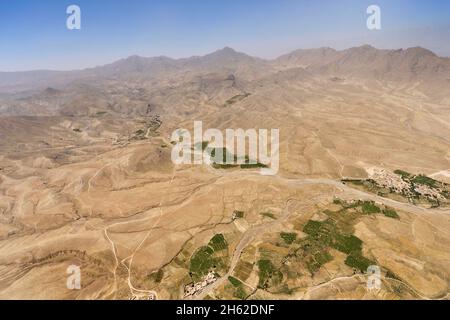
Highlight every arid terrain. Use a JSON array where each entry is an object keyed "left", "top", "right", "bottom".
[{"left": 0, "top": 45, "right": 449, "bottom": 300}]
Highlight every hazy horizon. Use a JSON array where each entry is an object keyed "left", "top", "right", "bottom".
[{"left": 1, "top": 43, "right": 450, "bottom": 74}]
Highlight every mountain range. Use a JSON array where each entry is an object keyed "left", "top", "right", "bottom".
[{"left": 1, "top": 45, "right": 449, "bottom": 95}]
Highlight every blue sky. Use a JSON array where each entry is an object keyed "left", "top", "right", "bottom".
[{"left": 1, "top": 0, "right": 450, "bottom": 71}]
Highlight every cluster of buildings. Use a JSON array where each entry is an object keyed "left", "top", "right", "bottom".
[
  {"left": 413, "top": 184, "right": 445, "bottom": 201},
  {"left": 370, "top": 169, "right": 411, "bottom": 194},
  {"left": 370, "top": 168, "right": 445, "bottom": 202},
  {"left": 184, "top": 271, "right": 217, "bottom": 297}
]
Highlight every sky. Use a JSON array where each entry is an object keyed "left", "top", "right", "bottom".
[{"left": 1, "top": 0, "right": 450, "bottom": 71}]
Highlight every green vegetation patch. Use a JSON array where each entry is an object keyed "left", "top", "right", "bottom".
[
  {"left": 260, "top": 212, "right": 276, "bottom": 219},
  {"left": 254, "top": 199, "right": 386, "bottom": 291},
  {"left": 189, "top": 234, "right": 229, "bottom": 281},
  {"left": 394, "top": 169, "right": 412, "bottom": 179},
  {"left": 342, "top": 179, "right": 364, "bottom": 186},
  {"left": 299, "top": 201, "right": 377, "bottom": 274},
  {"left": 332, "top": 234, "right": 362, "bottom": 254},
  {"left": 210, "top": 147, "right": 236, "bottom": 164},
  {"left": 212, "top": 163, "right": 238, "bottom": 169},
  {"left": 208, "top": 147, "right": 268, "bottom": 170},
  {"left": 303, "top": 220, "right": 323, "bottom": 237},
  {"left": 314, "top": 251, "right": 333, "bottom": 265},
  {"left": 209, "top": 147, "right": 238, "bottom": 169},
  {"left": 361, "top": 201, "right": 381, "bottom": 214},
  {"left": 280, "top": 232, "right": 297, "bottom": 245},
  {"left": 233, "top": 210, "right": 245, "bottom": 218},
  {"left": 208, "top": 234, "right": 228, "bottom": 251},
  {"left": 382, "top": 208, "right": 400, "bottom": 219},
  {"left": 345, "top": 252, "right": 375, "bottom": 272},
  {"left": 189, "top": 246, "right": 216, "bottom": 278},
  {"left": 257, "top": 259, "right": 283, "bottom": 288},
  {"left": 240, "top": 162, "right": 268, "bottom": 169},
  {"left": 228, "top": 276, "right": 242, "bottom": 287},
  {"left": 298, "top": 220, "right": 335, "bottom": 274},
  {"left": 411, "top": 174, "right": 438, "bottom": 188},
  {"left": 303, "top": 219, "right": 335, "bottom": 246},
  {"left": 306, "top": 250, "right": 333, "bottom": 274},
  {"left": 227, "top": 276, "right": 248, "bottom": 300}
]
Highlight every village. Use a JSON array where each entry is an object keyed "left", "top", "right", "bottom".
[
  {"left": 368, "top": 168, "right": 448, "bottom": 203},
  {"left": 183, "top": 271, "right": 217, "bottom": 297}
]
